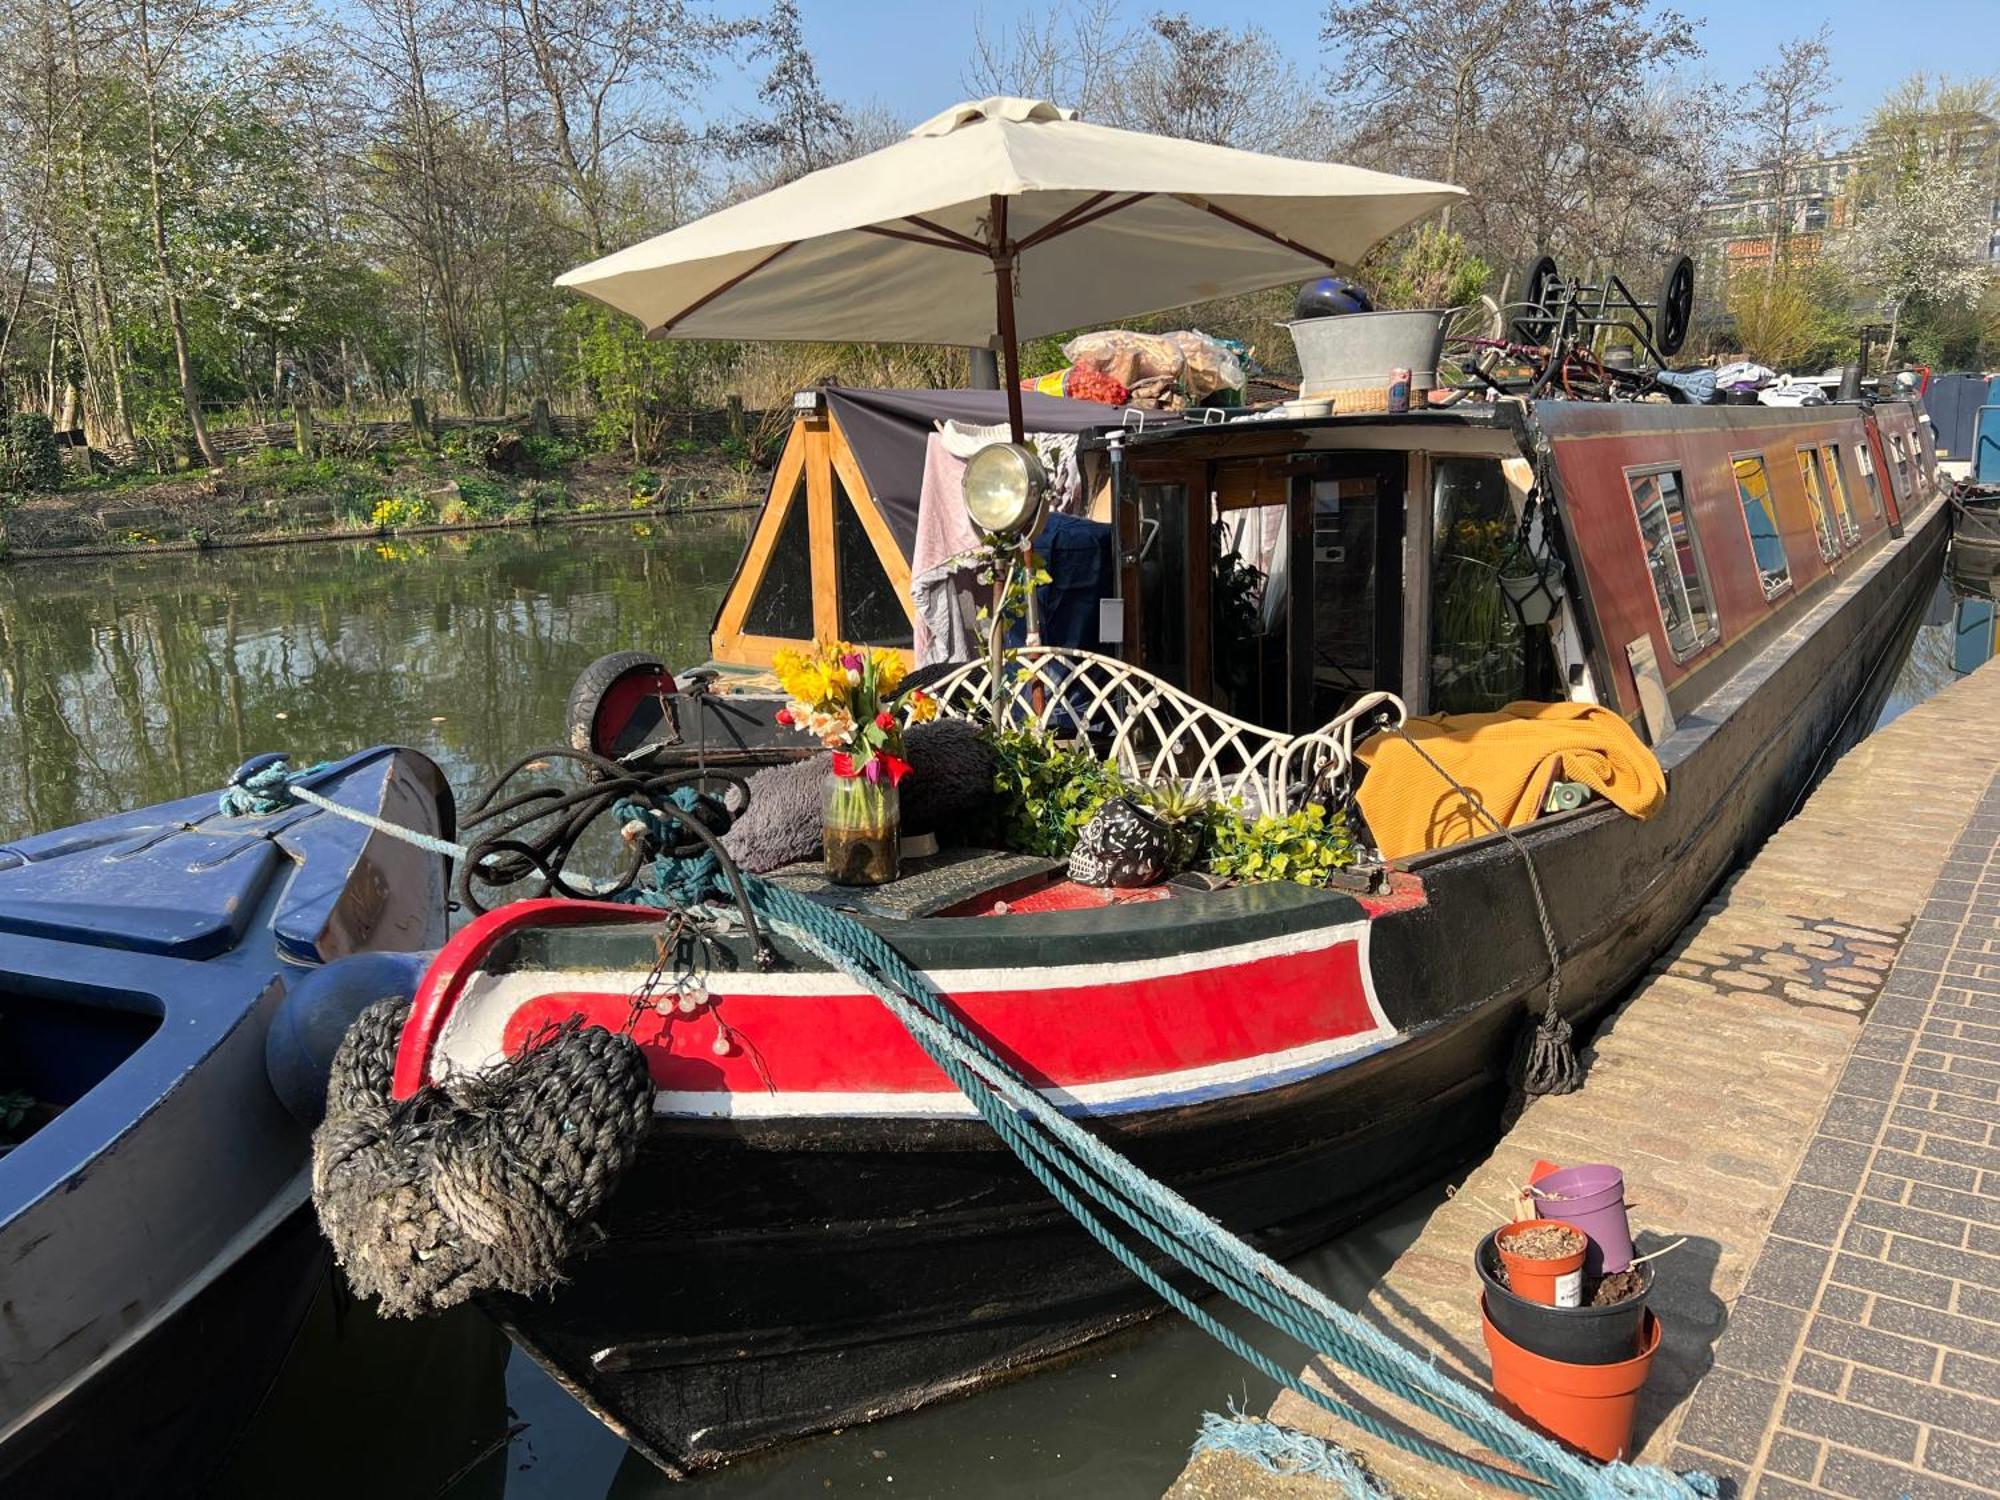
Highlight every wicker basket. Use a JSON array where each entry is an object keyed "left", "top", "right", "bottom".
[{"left": 1331, "top": 386, "right": 1393, "bottom": 415}]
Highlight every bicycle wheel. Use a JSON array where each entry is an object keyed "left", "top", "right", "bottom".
[{"left": 1435, "top": 296, "right": 1504, "bottom": 403}]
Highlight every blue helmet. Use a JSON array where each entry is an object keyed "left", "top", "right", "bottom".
[{"left": 1293, "top": 277, "right": 1373, "bottom": 319}]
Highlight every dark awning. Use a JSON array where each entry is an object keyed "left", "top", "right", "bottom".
[{"left": 824, "top": 387, "right": 1150, "bottom": 557}]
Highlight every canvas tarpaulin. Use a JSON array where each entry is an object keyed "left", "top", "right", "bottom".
[{"left": 825, "top": 386, "right": 1147, "bottom": 556}]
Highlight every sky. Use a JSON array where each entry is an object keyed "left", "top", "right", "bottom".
[{"left": 700, "top": 0, "right": 1996, "bottom": 140}]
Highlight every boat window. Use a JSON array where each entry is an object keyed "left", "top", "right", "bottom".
[
  {"left": 1626, "top": 466, "right": 1717, "bottom": 661},
  {"left": 1730, "top": 454, "right": 1790, "bottom": 601},
  {"left": 1820, "top": 445, "right": 1857, "bottom": 542},
  {"left": 1855, "top": 443, "right": 1884, "bottom": 516},
  {"left": 1430, "top": 458, "right": 1525, "bottom": 713},
  {"left": 1210, "top": 500, "right": 1289, "bottom": 726},
  {"left": 743, "top": 489, "right": 815, "bottom": 639},
  {"left": 1888, "top": 435, "right": 1911, "bottom": 499},
  {"left": 834, "top": 493, "right": 912, "bottom": 647},
  {"left": 1796, "top": 449, "right": 1840, "bottom": 562}
]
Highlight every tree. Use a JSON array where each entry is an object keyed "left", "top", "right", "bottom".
[
  {"left": 1323, "top": 0, "right": 1526, "bottom": 230},
  {"left": 1844, "top": 160, "right": 1991, "bottom": 360},
  {"left": 1112, "top": 14, "right": 1316, "bottom": 157},
  {"left": 717, "top": 0, "right": 852, "bottom": 186},
  {"left": 963, "top": 0, "right": 1129, "bottom": 117},
  {"left": 1746, "top": 28, "right": 1838, "bottom": 269}
]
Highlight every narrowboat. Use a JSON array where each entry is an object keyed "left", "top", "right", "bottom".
[
  {"left": 0, "top": 747, "right": 452, "bottom": 1498},
  {"left": 379, "top": 383, "right": 1947, "bottom": 1476}
]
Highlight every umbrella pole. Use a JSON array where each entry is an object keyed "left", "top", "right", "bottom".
[{"left": 990, "top": 195, "right": 1026, "bottom": 445}]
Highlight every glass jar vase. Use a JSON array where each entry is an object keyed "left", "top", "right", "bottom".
[{"left": 823, "top": 769, "right": 900, "bottom": 886}]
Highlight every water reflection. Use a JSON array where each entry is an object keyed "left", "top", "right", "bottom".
[{"left": 0, "top": 519, "right": 749, "bottom": 841}]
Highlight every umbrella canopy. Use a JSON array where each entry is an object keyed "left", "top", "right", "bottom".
[{"left": 558, "top": 96, "right": 1464, "bottom": 436}]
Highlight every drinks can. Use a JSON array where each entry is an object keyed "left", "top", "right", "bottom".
[{"left": 1387, "top": 368, "right": 1411, "bottom": 414}]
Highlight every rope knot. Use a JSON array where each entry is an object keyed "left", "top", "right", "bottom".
[{"left": 219, "top": 752, "right": 331, "bottom": 818}]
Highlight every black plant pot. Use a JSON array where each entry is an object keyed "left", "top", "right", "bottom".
[{"left": 1475, "top": 1229, "right": 1654, "bottom": 1365}]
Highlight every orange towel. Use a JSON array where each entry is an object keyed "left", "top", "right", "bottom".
[{"left": 1355, "top": 701, "right": 1666, "bottom": 861}]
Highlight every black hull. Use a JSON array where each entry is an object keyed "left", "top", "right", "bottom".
[
  {"left": 0, "top": 1206, "right": 326, "bottom": 1500},
  {"left": 497, "top": 501, "right": 1946, "bottom": 1476}
]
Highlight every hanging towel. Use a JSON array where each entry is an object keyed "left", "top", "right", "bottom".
[{"left": 1355, "top": 700, "right": 1666, "bottom": 861}]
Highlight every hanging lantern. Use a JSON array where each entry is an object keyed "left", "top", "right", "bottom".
[{"left": 1497, "top": 493, "right": 1568, "bottom": 629}]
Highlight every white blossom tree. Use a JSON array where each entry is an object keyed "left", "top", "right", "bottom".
[{"left": 1844, "top": 161, "right": 1992, "bottom": 360}]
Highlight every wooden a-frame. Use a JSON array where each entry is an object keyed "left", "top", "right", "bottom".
[{"left": 711, "top": 408, "right": 916, "bottom": 669}]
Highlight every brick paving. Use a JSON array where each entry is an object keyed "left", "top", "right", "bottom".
[
  {"left": 1170, "top": 658, "right": 2000, "bottom": 1500},
  {"left": 1669, "top": 770, "right": 2000, "bottom": 1498}
]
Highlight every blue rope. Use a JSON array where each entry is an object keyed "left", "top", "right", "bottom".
[
  {"left": 1190, "top": 1407, "right": 1393, "bottom": 1500},
  {"left": 623, "top": 856, "right": 1714, "bottom": 1500},
  {"left": 217, "top": 754, "right": 467, "bottom": 860}
]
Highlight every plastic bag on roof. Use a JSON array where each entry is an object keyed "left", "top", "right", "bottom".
[
  {"left": 1063, "top": 330, "right": 1184, "bottom": 390},
  {"left": 1161, "top": 331, "right": 1247, "bottom": 400}
]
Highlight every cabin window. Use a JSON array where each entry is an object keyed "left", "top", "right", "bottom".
[
  {"left": 834, "top": 497, "right": 912, "bottom": 647},
  {"left": 1855, "top": 444, "right": 1884, "bottom": 516},
  {"left": 1888, "top": 435, "right": 1911, "bottom": 499},
  {"left": 1731, "top": 454, "right": 1790, "bottom": 601},
  {"left": 1430, "top": 458, "right": 1525, "bottom": 713},
  {"left": 1820, "top": 445, "right": 1857, "bottom": 542},
  {"left": 1796, "top": 449, "right": 1840, "bottom": 562},
  {"left": 743, "top": 491, "right": 815, "bottom": 639},
  {"left": 1626, "top": 466, "right": 1717, "bottom": 661}
]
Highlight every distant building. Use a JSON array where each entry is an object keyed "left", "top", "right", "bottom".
[{"left": 1700, "top": 115, "right": 2000, "bottom": 293}]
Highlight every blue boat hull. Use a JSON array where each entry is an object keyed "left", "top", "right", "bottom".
[{"left": 0, "top": 747, "right": 453, "bottom": 1496}]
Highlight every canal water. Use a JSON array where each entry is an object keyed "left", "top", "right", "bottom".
[{"left": 0, "top": 520, "right": 1982, "bottom": 1498}]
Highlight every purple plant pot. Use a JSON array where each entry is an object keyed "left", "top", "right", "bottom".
[{"left": 1530, "top": 1164, "right": 1634, "bottom": 1275}]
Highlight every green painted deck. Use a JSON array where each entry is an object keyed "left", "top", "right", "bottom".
[{"left": 1169, "top": 658, "right": 2000, "bottom": 1499}]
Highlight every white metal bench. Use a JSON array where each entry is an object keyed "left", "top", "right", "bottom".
[{"left": 925, "top": 647, "right": 1406, "bottom": 813}]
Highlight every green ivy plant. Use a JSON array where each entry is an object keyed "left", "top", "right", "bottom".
[
  {"left": 989, "top": 728, "right": 1132, "bottom": 858},
  {"left": 1203, "top": 804, "right": 1360, "bottom": 887}
]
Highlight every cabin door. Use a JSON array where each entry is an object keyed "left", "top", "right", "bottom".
[{"left": 1304, "top": 454, "right": 1406, "bottom": 724}]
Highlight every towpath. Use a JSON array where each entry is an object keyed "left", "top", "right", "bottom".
[{"left": 1168, "top": 658, "right": 2000, "bottom": 1499}]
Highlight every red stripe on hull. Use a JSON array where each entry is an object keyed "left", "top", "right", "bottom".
[{"left": 495, "top": 938, "right": 1380, "bottom": 1096}]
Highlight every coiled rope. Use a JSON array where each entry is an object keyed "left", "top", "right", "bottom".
[{"left": 235, "top": 754, "right": 1704, "bottom": 1497}]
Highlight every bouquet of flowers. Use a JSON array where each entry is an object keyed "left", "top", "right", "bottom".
[
  {"left": 773, "top": 643, "right": 938, "bottom": 885},
  {"left": 772, "top": 642, "right": 936, "bottom": 783}
]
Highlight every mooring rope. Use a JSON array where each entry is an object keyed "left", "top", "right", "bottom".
[{"left": 234, "top": 754, "right": 1705, "bottom": 1498}]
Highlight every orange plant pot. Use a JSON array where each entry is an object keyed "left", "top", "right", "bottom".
[
  {"left": 1481, "top": 1297, "right": 1662, "bottom": 1463},
  {"left": 1494, "top": 1219, "right": 1587, "bottom": 1307}
]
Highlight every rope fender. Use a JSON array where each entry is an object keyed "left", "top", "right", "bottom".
[{"left": 311, "top": 997, "right": 654, "bottom": 1318}]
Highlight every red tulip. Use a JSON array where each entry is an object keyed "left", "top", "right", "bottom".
[
  {"left": 775, "top": 707, "right": 793, "bottom": 726},
  {"left": 875, "top": 710, "right": 894, "bottom": 730}
]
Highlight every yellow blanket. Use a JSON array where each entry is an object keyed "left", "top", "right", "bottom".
[{"left": 1355, "top": 700, "right": 1666, "bottom": 861}]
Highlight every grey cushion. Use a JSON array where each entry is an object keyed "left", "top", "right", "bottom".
[{"left": 721, "top": 719, "right": 995, "bottom": 874}]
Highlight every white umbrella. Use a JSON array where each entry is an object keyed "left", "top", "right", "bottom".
[{"left": 558, "top": 96, "right": 1464, "bottom": 439}]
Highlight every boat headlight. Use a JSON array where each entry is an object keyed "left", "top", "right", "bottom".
[{"left": 963, "top": 442, "right": 1049, "bottom": 541}]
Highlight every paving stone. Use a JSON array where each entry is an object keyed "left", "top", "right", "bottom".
[
  {"left": 1939, "top": 1348, "right": 2000, "bottom": 1399},
  {"left": 1853, "top": 1195, "right": 1972, "bottom": 1247},
  {"left": 1829, "top": 1251, "right": 1957, "bottom": 1309},
  {"left": 1817, "top": 1286, "right": 1867, "bottom": 1322},
  {"left": 1818, "top": 1444, "right": 1988, "bottom": 1500},
  {"left": 1714, "top": 1297, "right": 1807, "bottom": 1378},
  {"left": 1797, "top": 1135, "right": 1870, "bottom": 1191},
  {"left": 1848, "top": 1366, "right": 2000, "bottom": 1442},
  {"left": 1803, "top": 1312, "right": 1938, "bottom": 1379},
  {"left": 1923, "top": 1429, "right": 2000, "bottom": 1490},
  {"left": 1760, "top": 1431, "right": 1819, "bottom": 1484},
  {"left": 1790, "top": 1352, "right": 1847, "bottom": 1394},
  {"left": 1746, "top": 1240, "right": 1832, "bottom": 1310},
  {"left": 1781, "top": 1389, "right": 1920, "bottom": 1460},
  {"left": 1679, "top": 1370, "right": 1783, "bottom": 1463},
  {"left": 1772, "top": 1183, "right": 1853, "bottom": 1246},
  {"left": 1886, "top": 1233, "right": 2000, "bottom": 1289},
  {"left": 1868, "top": 1296, "right": 2000, "bottom": 1359}
]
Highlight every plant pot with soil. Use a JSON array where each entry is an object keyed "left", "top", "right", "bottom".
[
  {"left": 1492, "top": 1219, "right": 1587, "bottom": 1307},
  {"left": 1481, "top": 1299, "right": 1661, "bottom": 1463},
  {"left": 1476, "top": 1230, "right": 1654, "bottom": 1364}
]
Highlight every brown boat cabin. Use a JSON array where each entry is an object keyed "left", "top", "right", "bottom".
[{"left": 705, "top": 388, "right": 1938, "bottom": 743}]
